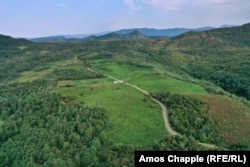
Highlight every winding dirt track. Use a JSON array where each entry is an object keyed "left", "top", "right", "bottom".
[
  {"left": 88, "top": 68, "right": 223, "bottom": 149},
  {"left": 124, "top": 81, "right": 179, "bottom": 136}
]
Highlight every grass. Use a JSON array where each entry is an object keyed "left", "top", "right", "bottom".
[
  {"left": 73, "top": 78, "right": 111, "bottom": 86},
  {"left": 92, "top": 61, "right": 153, "bottom": 80},
  {"left": 51, "top": 58, "right": 83, "bottom": 66},
  {"left": 57, "top": 80, "right": 74, "bottom": 87},
  {"left": 92, "top": 61, "right": 207, "bottom": 94},
  {"left": 16, "top": 69, "right": 53, "bottom": 82},
  {"left": 15, "top": 58, "right": 90, "bottom": 83},
  {"left": 47, "top": 58, "right": 85, "bottom": 70},
  {"left": 55, "top": 82, "right": 167, "bottom": 146},
  {"left": 129, "top": 74, "right": 208, "bottom": 94},
  {"left": 17, "top": 46, "right": 27, "bottom": 50}
]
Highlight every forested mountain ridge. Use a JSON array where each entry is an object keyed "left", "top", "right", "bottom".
[
  {"left": 173, "top": 22, "right": 250, "bottom": 47},
  {"left": 150, "top": 23, "right": 250, "bottom": 100},
  {"left": 0, "top": 34, "right": 30, "bottom": 49}
]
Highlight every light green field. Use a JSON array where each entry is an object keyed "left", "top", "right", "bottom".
[
  {"left": 15, "top": 58, "right": 89, "bottom": 83},
  {"left": 17, "top": 46, "right": 27, "bottom": 50},
  {"left": 16, "top": 69, "right": 53, "bottom": 82},
  {"left": 92, "top": 61, "right": 208, "bottom": 94},
  {"left": 93, "top": 62, "right": 153, "bottom": 80},
  {"left": 129, "top": 74, "right": 208, "bottom": 94},
  {"left": 46, "top": 58, "right": 85, "bottom": 70},
  {"left": 51, "top": 58, "right": 82, "bottom": 66},
  {"left": 72, "top": 78, "right": 111, "bottom": 86},
  {"left": 56, "top": 82, "right": 167, "bottom": 146}
]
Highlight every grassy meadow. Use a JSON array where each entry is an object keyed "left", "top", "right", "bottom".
[
  {"left": 56, "top": 82, "right": 167, "bottom": 146},
  {"left": 129, "top": 74, "right": 208, "bottom": 94},
  {"left": 92, "top": 61, "right": 208, "bottom": 94}
]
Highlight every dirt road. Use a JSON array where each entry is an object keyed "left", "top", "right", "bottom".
[
  {"left": 106, "top": 74, "right": 179, "bottom": 135},
  {"left": 87, "top": 67, "right": 223, "bottom": 149}
]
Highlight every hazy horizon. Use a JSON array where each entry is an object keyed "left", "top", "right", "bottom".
[{"left": 1, "top": 0, "right": 250, "bottom": 38}]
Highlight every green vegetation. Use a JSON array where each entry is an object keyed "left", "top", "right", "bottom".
[
  {"left": 0, "top": 24, "right": 250, "bottom": 166},
  {"left": 0, "top": 81, "right": 135, "bottom": 166},
  {"left": 130, "top": 74, "right": 208, "bottom": 94},
  {"left": 151, "top": 135, "right": 213, "bottom": 151},
  {"left": 56, "top": 82, "right": 166, "bottom": 146},
  {"left": 207, "top": 72, "right": 250, "bottom": 100},
  {"left": 93, "top": 61, "right": 153, "bottom": 80},
  {"left": 152, "top": 92, "right": 223, "bottom": 144},
  {"left": 92, "top": 61, "right": 208, "bottom": 94},
  {"left": 52, "top": 68, "right": 104, "bottom": 80},
  {"left": 16, "top": 69, "right": 53, "bottom": 82}
]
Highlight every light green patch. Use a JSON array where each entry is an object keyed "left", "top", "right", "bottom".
[
  {"left": 73, "top": 78, "right": 111, "bottom": 86},
  {"left": 17, "top": 46, "right": 27, "bottom": 50},
  {"left": 47, "top": 58, "right": 86, "bottom": 71},
  {"left": 55, "top": 83, "right": 167, "bottom": 146},
  {"left": 16, "top": 69, "right": 53, "bottom": 82},
  {"left": 51, "top": 58, "right": 83, "bottom": 66},
  {"left": 130, "top": 74, "right": 208, "bottom": 94},
  {"left": 40, "top": 50, "right": 50, "bottom": 55},
  {"left": 93, "top": 62, "right": 153, "bottom": 81}
]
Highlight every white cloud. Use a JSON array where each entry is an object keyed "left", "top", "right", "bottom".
[
  {"left": 123, "top": 0, "right": 140, "bottom": 13},
  {"left": 141, "top": 0, "right": 188, "bottom": 11},
  {"left": 141, "top": 0, "right": 248, "bottom": 11}
]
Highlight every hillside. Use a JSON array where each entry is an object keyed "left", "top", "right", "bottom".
[
  {"left": 30, "top": 35, "right": 67, "bottom": 42},
  {"left": 0, "top": 34, "right": 30, "bottom": 48},
  {"left": 0, "top": 23, "right": 250, "bottom": 166},
  {"left": 173, "top": 23, "right": 250, "bottom": 47},
  {"left": 158, "top": 23, "right": 250, "bottom": 99}
]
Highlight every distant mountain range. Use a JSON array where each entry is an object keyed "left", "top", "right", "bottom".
[
  {"left": 114, "top": 27, "right": 215, "bottom": 37},
  {"left": 29, "top": 26, "right": 214, "bottom": 42},
  {"left": 29, "top": 25, "right": 240, "bottom": 42},
  {"left": 83, "top": 30, "right": 149, "bottom": 41}
]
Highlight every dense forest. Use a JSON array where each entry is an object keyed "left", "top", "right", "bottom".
[
  {"left": 151, "top": 92, "right": 223, "bottom": 144},
  {"left": 0, "top": 80, "right": 132, "bottom": 166}
]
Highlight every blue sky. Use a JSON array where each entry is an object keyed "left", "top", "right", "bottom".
[{"left": 1, "top": 0, "right": 250, "bottom": 37}]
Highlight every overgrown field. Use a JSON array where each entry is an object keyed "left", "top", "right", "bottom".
[{"left": 56, "top": 82, "right": 167, "bottom": 146}]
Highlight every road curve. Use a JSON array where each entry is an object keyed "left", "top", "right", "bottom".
[
  {"left": 125, "top": 80, "right": 223, "bottom": 149},
  {"left": 87, "top": 67, "right": 224, "bottom": 150},
  {"left": 149, "top": 96, "right": 179, "bottom": 136},
  {"left": 105, "top": 74, "right": 179, "bottom": 136}
]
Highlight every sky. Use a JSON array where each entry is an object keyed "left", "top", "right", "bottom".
[{"left": 0, "top": 0, "right": 250, "bottom": 38}]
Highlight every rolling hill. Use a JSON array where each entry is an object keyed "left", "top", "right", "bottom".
[
  {"left": 0, "top": 22, "right": 250, "bottom": 166},
  {"left": 0, "top": 34, "right": 30, "bottom": 48}
]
